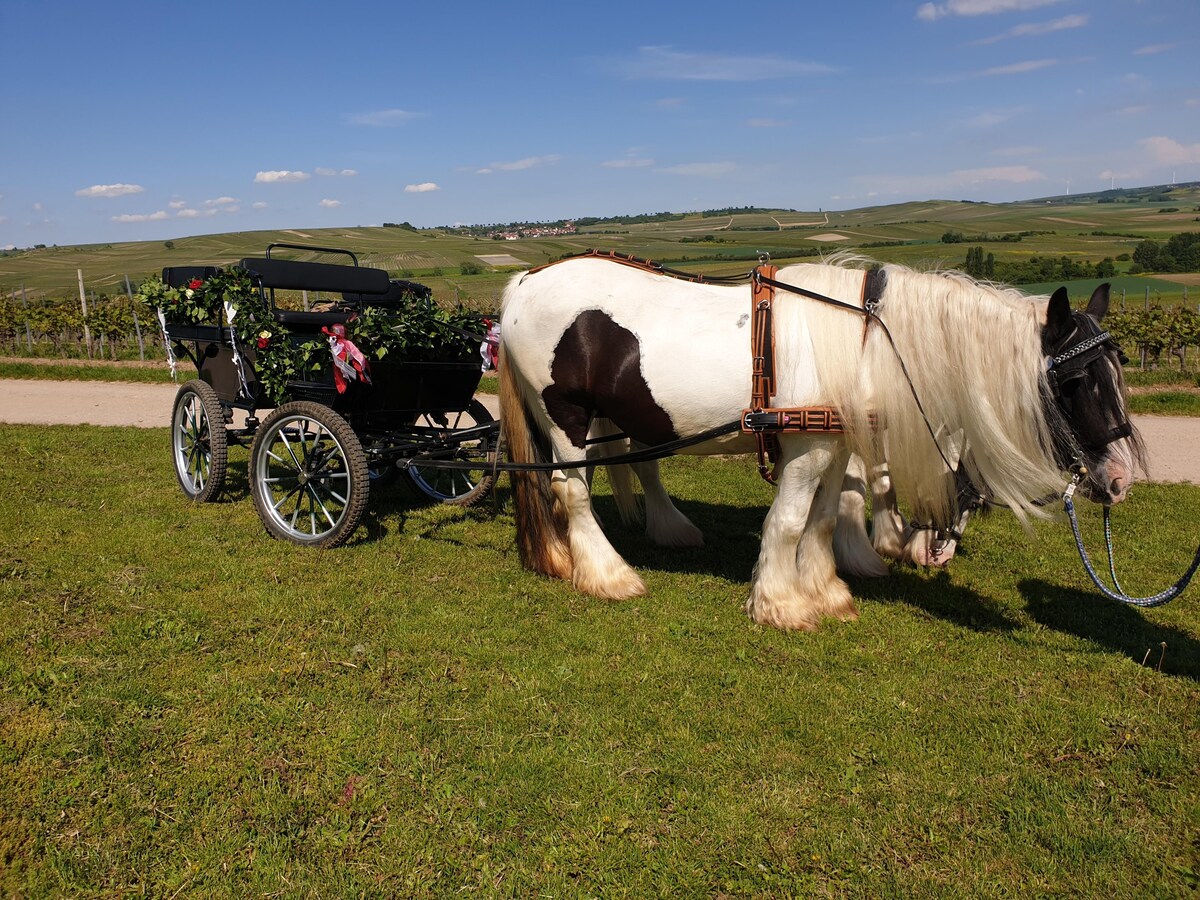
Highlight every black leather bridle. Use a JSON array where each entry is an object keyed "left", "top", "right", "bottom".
[{"left": 1043, "top": 311, "right": 1133, "bottom": 465}]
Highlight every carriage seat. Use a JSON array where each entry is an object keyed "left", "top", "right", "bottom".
[
  {"left": 162, "top": 265, "right": 219, "bottom": 288},
  {"left": 238, "top": 257, "right": 391, "bottom": 332},
  {"left": 342, "top": 278, "right": 433, "bottom": 308},
  {"left": 238, "top": 257, "right": 391, "bottom": 295}
]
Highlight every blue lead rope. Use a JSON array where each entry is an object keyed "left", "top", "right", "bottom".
[{"left": 1062, "top": 478, "right": 1200, "bottom": 608}]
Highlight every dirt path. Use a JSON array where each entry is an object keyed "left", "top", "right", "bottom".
[{"left": 1, "top": 378, "right": 1196, "bottom": 485}]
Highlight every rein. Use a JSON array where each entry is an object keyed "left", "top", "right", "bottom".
[{"left": 1062, "top": 473, "right": 1200, "bottom": 607}]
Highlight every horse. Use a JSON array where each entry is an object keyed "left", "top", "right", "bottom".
[
  {"left": 498, "top": 256, "right": 1138, "bottom": 631},
  {"left": 594, "top": 282, "right": 1138, "bottom": 571}
]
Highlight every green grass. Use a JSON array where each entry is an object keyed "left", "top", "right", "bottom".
[
  {"left": 2, "top": 425, "right": 1198, "bottom": 896},
  {"left": 0, "top": 359, "right": 174, "bottom": 384},
  {"left": 1129, "top": 391, "right": 1200, "bottom": 415},
  {"left": 1125, "top": 368, "right": 1200, "bottom": 388}
]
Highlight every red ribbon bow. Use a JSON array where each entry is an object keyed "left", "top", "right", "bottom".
[{"left": 321, "top": 322, "right": 371, "bottom": 393}]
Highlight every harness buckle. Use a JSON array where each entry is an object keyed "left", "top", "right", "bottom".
[{"left": 742, "top": 410, "right": 776, "bottom": 433}]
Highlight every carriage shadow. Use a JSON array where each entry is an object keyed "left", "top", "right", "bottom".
[{"left": 1019, "top": 578, "right": 1200, "bottom": 681}]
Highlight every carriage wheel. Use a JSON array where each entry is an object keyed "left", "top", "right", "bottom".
[
  {"left": 249, "top": 401, "right": 369, "bottom": 548},
  {"left": 404, "top": 399, "right": 501, "bottom": 507},
  {"left": 170, "top": 379, "right": 228, "bottom": 503}
]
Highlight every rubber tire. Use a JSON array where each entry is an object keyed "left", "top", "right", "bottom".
[
  {"left": 171, "top": 379, "right": 228, "bottom": 503},
  {"left": 404, "top": 398, "right": 501, "bottom": 507},
  {"left": 249, "top": 401, "right": 369, "bottom": 548}
]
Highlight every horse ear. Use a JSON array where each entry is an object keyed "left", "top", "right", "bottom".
[
  {"left": 1044, "top": 287, "right": 1072, "bottom": 342},
  {"left": 1086, "top": 283, "right": 1111, "bottom": 321}
]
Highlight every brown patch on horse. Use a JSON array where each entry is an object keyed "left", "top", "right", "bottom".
[{"left": 543, "top": 309, "right": 678, "bottom": 449}]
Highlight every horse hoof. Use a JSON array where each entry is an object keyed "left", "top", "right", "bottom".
[
  {"left": 744, "top": 592, "right": 820, "bottom": 632},
  {"left": 573, "top": 567, "right": 646, "bottom": 600}
]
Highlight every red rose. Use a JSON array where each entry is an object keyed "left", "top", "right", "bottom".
[
  {"left": 188, "top": 278, "right": 203, "bottom": 290},
  {"left": 257, "top": 337, "right": 270, "bottom": 349}
]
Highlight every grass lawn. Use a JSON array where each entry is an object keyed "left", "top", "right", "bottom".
[{"left": 1, "top": 425, "right": 1197, "bottom": 896}]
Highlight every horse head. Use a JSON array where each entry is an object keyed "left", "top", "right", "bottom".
[{"left": 1042, "top": 284, "right": 1143, "bottom": 505}]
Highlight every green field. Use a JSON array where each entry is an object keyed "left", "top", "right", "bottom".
[
  {"left": 4, "top": 185, "right": 1199, "bottom": 310},
  {"left": 1, "top": 426, "right": 1198, "bottom": 896}
]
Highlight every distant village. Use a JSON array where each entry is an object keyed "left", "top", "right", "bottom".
[{"left": 485, "top": 222, "right": 577, "bottom": 241}]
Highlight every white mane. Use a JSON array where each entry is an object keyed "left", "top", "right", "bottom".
[{"left": 775, "top": 259, "right": 1064, "bottom": 528}]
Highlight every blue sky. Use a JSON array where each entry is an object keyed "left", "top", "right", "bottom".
[{"left": 1, "top": 0, "right": 1197, "bottom": 248}]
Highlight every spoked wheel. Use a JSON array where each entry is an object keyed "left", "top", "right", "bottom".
[
  {"left": 249, "top": 401, "right": 369, "bottom": 548},
  {"left": 171, "top": 379, "right": 228, "bottom": 502},
  {"left": 404, "top": 398, "right": 501, "bottom": 507}
]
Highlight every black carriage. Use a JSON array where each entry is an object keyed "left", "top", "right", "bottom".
[{"left": 157, "top": 244, "right": 501, "bottom": 548}]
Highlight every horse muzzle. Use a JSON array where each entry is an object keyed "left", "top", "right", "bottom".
[{"left": 1085, "top": 454, "right": 1133, "bottom": 505}]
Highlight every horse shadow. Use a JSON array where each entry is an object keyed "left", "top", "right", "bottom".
[
  {"left": 1019, "top": 578, "right": 1200, "bottom": 681},
  {"left": 599, "top": 496, "right": 769, "bottom": 585},
  {"left": 600, "top": 496, "right": 1024, "bottom": 633}
]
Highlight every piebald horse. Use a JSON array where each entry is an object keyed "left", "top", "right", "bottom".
[{"left": 499, "top": 257, "right": 1138, "bottom": 631}]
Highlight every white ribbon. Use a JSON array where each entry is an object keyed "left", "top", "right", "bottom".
[{"left": 156, "top": 307, "right": 178, "bottom": 382}]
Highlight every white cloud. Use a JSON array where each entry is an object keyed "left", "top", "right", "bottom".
[
  {"left": 619, "top": 45, "right": 838, "bottom": 81},
  {"left": 966, "top": 108, "right": 1027, "bottom": 127},
  {"left": 1133, "top": 42, "right": 1180, "bottom": 56},
  {"left": 404, "top": 182, "right": 440, "bottom": 193},
  {"left": 252, "top": 201, "right": 268, "bottom": 210},
  {"left": 112, "top": 211, "right": 168, "bottom": 223},
  {"left": 314, "top": 167, "right": 358, "bottom": 177},
  {"left": 917, "top": 0, "right": 1065, "bottom": 22},
  {"left": 168, "top": 199, "right": 187, "bottom": 209},
  {"left": 657, "top": 161, "right": 738, "bottom": 177},
  {"left": 205, "top": 196, "right": 238, "bottom": 206},
  {"left": 476, "top": 154, "right": 561, "bottom": 175},
  {"left": 319, "top": 198, "right": 341, "bottom": 208},
  {"left": 76, "top": 183, "right": 144, "bottom": 198},
  {"left": 1140, "top": 136, "right": 1200, "bottom": 165},
  {"left": 176, "top": 209, "right": 201, "bottom": 218},
  {"left": 746, "top": 118, "right": 790, "bottom": 128},
  {"left": 254, "top": 170, "right": 310, "bottom": 183},
  {"left": 601, "top": 157, "right": 655, "bottom": 168},
  {"left": 971, "top": 14, "right": 1088, "bottom": 44},
  {"left": 347, "top": 109, "right": 419, "bottom": 127},
  {"left": 981, "top": 58, "right": 1058, "bottom": 76}
]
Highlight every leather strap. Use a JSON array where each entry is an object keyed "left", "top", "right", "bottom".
[
  {"left": 748, "top": 266, "right": 779, "bottom": 481},
  {"left": 743, "top": 267, "right": 871, "bottom": 484}
]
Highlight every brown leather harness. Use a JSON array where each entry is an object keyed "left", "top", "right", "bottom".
[{"left": 741, "top": 263, "right": 886, "bottom": 482}]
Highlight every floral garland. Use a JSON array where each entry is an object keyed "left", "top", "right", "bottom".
[{"left": 136, "top": 266, "right": 482, "bottom": 405}]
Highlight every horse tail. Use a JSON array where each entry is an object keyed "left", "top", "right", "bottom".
[{"left": 498, "top": 342, "right": 573, "bottom": 581}]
